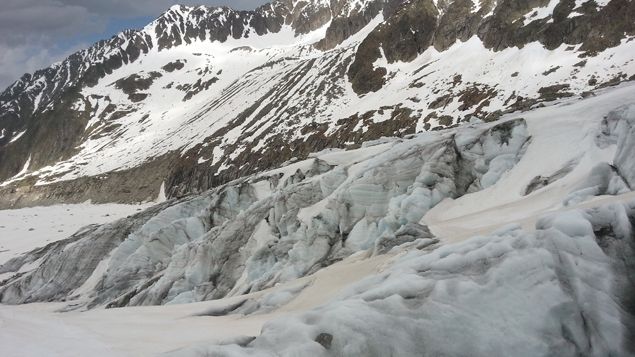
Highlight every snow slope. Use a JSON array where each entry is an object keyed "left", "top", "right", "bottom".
[
  {"left": 1, "top": 0, "right": 634, "bottom": 207},
  {"left": 10, "top": 35, "right": 635, "bottom": 187},
  {"left": 425, "top": 83, "right": 635, "bottom": 241},
  {"left": 0, "top": 253, "right": 392, "bottom": 356}
]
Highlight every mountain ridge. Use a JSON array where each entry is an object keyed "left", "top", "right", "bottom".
[{"left": 0, "top": 0, "right": 633, "bottom": 208}]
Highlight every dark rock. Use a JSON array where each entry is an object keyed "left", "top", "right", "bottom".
[
  {"left": 538, "top": 84, "right": 574, "bottom": 101},
  {"left": 315, "top": 333, "right": 333, "bottom": 349},
  {"left": 457, "top": 85, "right": 498, "bottom": 112},
  {"left": 315, "top": 0, "right": 383, "bottom": 50},
  {"left": 574, "top": 60, "right": 587, "bottom": 67},
  {"left": 524, "top": 159, "right": 578, "bottom": 195},
  {"left": 115, "top": 72, "right": 161, "bottom": 95},
  {"left": 438, "top": 115, "right": 454, "bottom": 126},
  {"left": 161, "top": 60, "right": 186, "bottom": 72},
  {"left": 348, "top": 0, "right": 438, "bottom": 94},
  {"left": 429, "top": 94, "right": 454, "bottom": 109},
  {"left": 595, "top": 75, "right": 623, "bottom": 89},
  {"left": 178, "top": 78, "right": 220, "bottom": 101},
  {"left": 542, "top": 66, "right": 561, "bottom": 75},
  {"left": 375, "top": 223, "right": 436, "bottom": 254}
]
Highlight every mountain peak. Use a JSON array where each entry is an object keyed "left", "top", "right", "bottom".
[{"left": 0, "top": 0, "right": 633, "bottom": 206}]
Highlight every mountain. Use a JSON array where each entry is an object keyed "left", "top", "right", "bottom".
[
  {"left": 1, "top": 83, "right": 634, "bottom": 355},
  {"left": 0, "top": 0, "right": 633, "bottom": 208},
  {"left": 1, "top": 0, "right": 635, "bottom": 355}
]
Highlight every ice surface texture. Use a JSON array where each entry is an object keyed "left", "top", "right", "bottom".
[
  {"left": 172, "top": 200, "right": 635, "bottom": 357},
  {"left": 1, "top": 92, "right": 635, "bottom": 357},
  {"left": 0, "top": 118, "right": 529, "bottom": 307}
]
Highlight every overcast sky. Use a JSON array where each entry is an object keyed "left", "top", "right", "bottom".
[{"left": 0, "top": 0, "right": 269, "bottom": 90}]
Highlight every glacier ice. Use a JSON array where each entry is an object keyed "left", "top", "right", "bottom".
[
  {"left": 0, "top": 118, "right": 531, "bottom": 307},
  {"left": 0, "top": 96, "right": 634, "bottom": 356},
  {"left": 169, "top": 200, "right": 635, "bottom": 357}
]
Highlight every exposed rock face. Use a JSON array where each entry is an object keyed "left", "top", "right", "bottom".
[
  {"left": 161, "top": 60, "right": 186, "bottom": 72},
  {"left": 348, "top": 0, "right": 635, "bottom": 95},
  {"left": 114, "top": 72, "right": 162, "bottom": 102},
  {"left": 524, "top": 159, "right": 578, "bottom": 195},
  {"left": 0, "top": 117, "right": 530, "bottom": 307},
  {"left": 348, "top": 0, "right": 439, "bottom": 93},
  {"left": 0, "top": 153, "right": 176, "bottom": 209},
  {"left": 315, "top": 0, "right": 385, "bottom": 50}
]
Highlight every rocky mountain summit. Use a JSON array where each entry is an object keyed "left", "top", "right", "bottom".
[{"left": 0, "top": 0, "right": 633, "bottom": 208}]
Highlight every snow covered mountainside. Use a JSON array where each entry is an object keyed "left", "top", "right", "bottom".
[
  {"left": 0, "top": 0, "right": 634, "bottom": 207},
  {"left": 1, "top": 83, "right": 634, "bottom": 356}
]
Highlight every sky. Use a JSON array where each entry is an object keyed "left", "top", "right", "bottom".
[{"left": 0, "top": 0, "right": 269, "bottom": 90}]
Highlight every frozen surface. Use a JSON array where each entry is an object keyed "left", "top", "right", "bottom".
[
  {"left": 176, "top": 200, "right": 635, "bottom": 357},
  {"left": 0, "top": 112, "right": 533, "bottom": 308},
  {"left": 1, "top": 85, "right": 635, "bottom": 356},
  {"left": 424, "top": 83, "right": 635, "bottom": 242},
  {"left": 0, "top": 203, "right": 152, "bottom": 266},
  {"left": 0, "top": 252, "right": 393, "bottom": 356}
]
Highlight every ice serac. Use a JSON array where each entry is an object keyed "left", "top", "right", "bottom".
[
  {"left": 603, "top": 104, "right": 635, "bottom": 189},
  {"left": 171, "top": 201, "right": 635, "bottom": 357},
  {"left": 0, "top": 0, "right": 633, "bottom": 207},
  {"left": 1, "top": 84, "right": 635, "bottom": 355},
  {"left": 0, "top": 117, "right": 530, "bottom": 307}
]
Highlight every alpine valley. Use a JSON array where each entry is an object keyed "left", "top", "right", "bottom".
[{"left": 0, "top": 0, "right": 634, "bottom": 356}]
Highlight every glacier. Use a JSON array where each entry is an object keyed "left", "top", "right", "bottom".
[
  {"left": 0, "top": 115, "right": 531, "bottom": 307},
  {"left": 173, "top": 201, "right": 635, "bottom": 356},
  {"left": 0, "top": 83, "right": 634, "bottom": 356}
]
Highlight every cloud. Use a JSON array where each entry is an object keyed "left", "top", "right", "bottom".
[
  {"left": 0, "top": 0, "right": 269, "bottom": 90},
  {"left": 0, "top": 0, "right": 104, "bottom": 89},
  {"left": 57, "top": 0, "right": 270, "bottom": 16},
  {"left": 0, "top": 44, "right": 65, "bottom": 87}
]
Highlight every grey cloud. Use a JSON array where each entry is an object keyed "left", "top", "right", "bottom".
[
  {"left": 0, "top": 2, "right": 104, "bottom": 46},
  {"left": 53, "top": 0, "right": 271, "bottom": 17},
  {"left": 0, "top": 41, "right": 92, "bottom": 93},
  {"left": 0, "top": 0, "right": 270, "bottom": 89}
]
